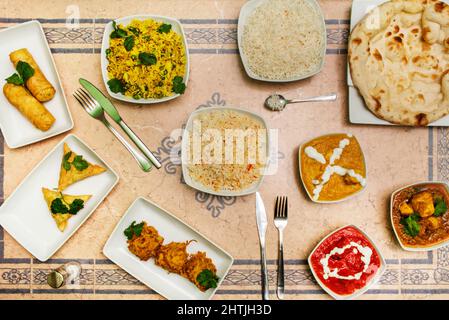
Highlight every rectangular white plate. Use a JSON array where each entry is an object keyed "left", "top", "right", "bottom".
[
  {"left": 0, "top": 134, "right": 119, "bottom": 261},
  {"left": 103, "top": 197, "right": 234, "bottom": 300},
  {"left": 348, "top": 0, "right": 449, "bottom": 126},
  {"left": 0, "top": 20, "right": 73, "bottom": 148}
]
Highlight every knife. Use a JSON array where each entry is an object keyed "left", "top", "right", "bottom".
[
  {"left": 79, "top": 78, "right": 162, "bottom": 169},
  {"left": 256, "top": 192, "right": 270, "bottom": 300}
]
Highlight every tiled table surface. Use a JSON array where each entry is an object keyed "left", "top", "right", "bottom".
[{"left": 0, "top": 0, "right": 448, "bottom": 300}]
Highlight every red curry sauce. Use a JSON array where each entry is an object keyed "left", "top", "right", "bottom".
[{"left": 309, "top": 226, "right": 382, "bottom": 297}]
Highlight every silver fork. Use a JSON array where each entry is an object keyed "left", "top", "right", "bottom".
[
  {"left": 73, "top": 88, "right": 152, "bottom": 172},
  {"left": 274, "top": 196, "right": 288, "bottom": 300}
]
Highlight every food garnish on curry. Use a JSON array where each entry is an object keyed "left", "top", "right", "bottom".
[
  {"left": 392, "top": 183, "right": 449, "bottom": 248},
  {"left": 309, "top": 226, "right": 383, "bottom": 297},
  {"left": 300, "top": 134, "right": 366, "bottom": 202},
  {"left": 125, "top": 220, "right": 219, "bottom": 292}
]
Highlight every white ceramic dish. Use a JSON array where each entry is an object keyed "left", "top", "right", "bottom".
[
  {"left": 348, "top": 0, "right": 449, "bottom": 126},
  {"left": 101, "top": 15, "right": 190, "bottom": 104},
  {"left": 103, "top": 197, "right": 234, "bottom": 300},
  {"left": 308, "top": 225, "right": 386, "bottom": 300},
  {"left": 0, "top": 134, "right": 119, "bottom": 261},
  {"left": 181, "top": 106, "right": 270, "bottom": 197},
  {"left": 237, "top": 0, "right": 327, "bottom": 82},
  {"left": 298, "top": 133, "right": 367, "bottom": 204},
  {"left": 390, "top": 181, "right": 449, "bottom": 252},
  {"left": 0, "top": 20, "right": 74, "bottom": 148}
]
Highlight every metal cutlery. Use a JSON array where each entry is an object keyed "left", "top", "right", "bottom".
[
  {"left": 274, "top": 196, "right": 288, "bottom": 300},
  {"left": 255, "top": 192, "right": 270, "bottom": 300},
  {"left": 265, "top": 93, "right": 337, "bottom": 111},
  {"left": 78, "top": 78, "right": 162, "bottom": 169},
  {"left": 73, "top": 88, "right": 152, "bottom": 172}
]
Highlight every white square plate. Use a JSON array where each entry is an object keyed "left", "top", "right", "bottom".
[
  {"left": 103, "top": 197, "right": 234, "bottom": 300},
  {"left": 348, "top": 0, "right": 449, "bottom": 126},
  {"left": 101, "top": 15, "right": 190, "bottom": 104},
  {"left": 181, "top": 106, "right": 270, "bottom": 197},
  {"left": 237, "top": 0, "right": 326, "bottom": 82},
  {"left": 0, "top": 134, "right": 119, "bottom": 261},
  {"left": 0, "top": 20, "right": 74, "bottom": 148}
]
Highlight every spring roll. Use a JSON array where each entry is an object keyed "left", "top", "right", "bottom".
[
  {"left": 9, "top": 48, "right": 56, "bottom": 102},
  {"left": 3, "top": 83, "right": 55, "bottom": 131}
]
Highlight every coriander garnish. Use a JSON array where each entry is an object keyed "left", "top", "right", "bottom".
[
  {"left": 62, "top": 151, "right": 88, "bottom": 172},
  {"left": 157, "top": 23, "right": 172, "bottom": 34},
  {"left": 124, "top": 36, "right": 135, "bottom": 51},
  {"left": 124, "top": 221, "right": 144, "bottom": 240},
  {"left": 5, "top": 61, "right": 35, "bottom": 86},
  {"left": 172, "top": 76, "right": 186, "bottom": 94},
  {"left": 107, "top": 78, "right": 125, "bottom": 94},
  {"left": 50, "top": 194, "right": 85, "bottom": 215},
  {"left": 110, "top": 20, "right": 127, "bottom": 38},
  {"left": 196, "top": 269, "right": 219, "bottom": 290},
  {"left": 138, "top": 52, "right": 157, "bottom": 66},
  {"left": 400, "top": 213, "right": 421, "bottom": 237}
]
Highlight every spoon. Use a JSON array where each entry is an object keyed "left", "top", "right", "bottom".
[{"left": 264, "top": 93, "right": 337, "bottom": 111}]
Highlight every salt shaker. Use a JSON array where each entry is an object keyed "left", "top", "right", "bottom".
[{"left": 47, "top": 261, "right": 82, "bottom": 289}]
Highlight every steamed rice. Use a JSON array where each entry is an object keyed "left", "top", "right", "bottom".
[{"left": 241, "top": 0, "right": 325, "bottom": 80}]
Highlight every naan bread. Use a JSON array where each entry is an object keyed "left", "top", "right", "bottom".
[
  {"left": 42, "top": 188, "right": 91, "bottom": 232},
  {"left": 58, "top": 143, "right": 106, "bottom": 191},
  {"left": 349, "top": 0, "right": 449, "bottom": 126}
]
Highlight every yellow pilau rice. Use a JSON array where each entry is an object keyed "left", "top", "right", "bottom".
[{"left": 107, "top": 19, "right": 186, "bottom": 99}]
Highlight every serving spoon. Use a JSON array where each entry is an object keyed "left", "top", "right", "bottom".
[{"left": 264, "top": 93, "right": 337, "bottom": 111}]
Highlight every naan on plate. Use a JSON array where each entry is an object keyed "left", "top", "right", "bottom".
[
  {"left": 349, "top": 0, "right": 449, "bottom": 126},
  {"left": 58, "top": 143, "right": 106, "bottom": 190}
]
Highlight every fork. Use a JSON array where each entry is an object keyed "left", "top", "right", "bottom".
[
  {"left": 73, "top": 88, "right": 152, "bottom": 172},
  {"left": 274, "top": 196, "right": 288, "bottom": 300}
]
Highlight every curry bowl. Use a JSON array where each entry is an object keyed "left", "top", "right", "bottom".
[
  {"left": 299, "top": 133, "right": 367, "bottom": 204},
  {"left": 390, "top": 181, "right": 449, "bottom": 252},
  {"left": 308, "top": 225, "right": 386, "bottom": 300}
]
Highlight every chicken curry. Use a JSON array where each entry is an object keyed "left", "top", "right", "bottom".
[{"left": 392, "top": 183, "right": 449, "bottom": 248}]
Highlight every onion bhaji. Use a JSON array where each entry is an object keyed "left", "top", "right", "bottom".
[
  {"left": 182, "top": 251, "right": 218, "bottom": 291},
  {"left": 127, "top": 223, "right": 164, "bottom": 261},
  {"left": 125, "top": 220, "right": 219, "bottom": 291},
  {"left": 155, "top": 241, "right": 193, "bottom": 273}
]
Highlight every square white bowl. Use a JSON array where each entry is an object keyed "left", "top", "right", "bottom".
[
  {"left": 237, "top": 0, "right": 327, "bottom": 82},
  {"left": 308, "top": 225, "right": 386, "bottom": 300},
  {"left": 103, "top": 197, "right": 234, "bottom": 300},
  {"left": 390, "top": 181, "right": 449, "bottom": 252},
  {"left": 298, "top": 133, "right": 367, "bottom": 204},
  {"left": 181, "top": 106, "right": 270, "bottom": 197},
  {"left": 0, "top": 20, "right": 74, "bottom": 148},
  {"left": 347, "top": 0, "right": 449, "bottom": 126},
  {"left": 101, "top": 15, "right": 190, "bottom": 104},
  {"left": 0, "top": 134, "right": 119, "bottom": 261}
]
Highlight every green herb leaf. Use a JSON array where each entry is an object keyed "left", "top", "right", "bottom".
[
  {"left": 110, "top": 20, "right": 127, "bottom": 38},
  {"left": 158, "top": 23, "right": 172, "bottom": 33},
  {"left": 5, "top": 73, "right": 24, "bottom": 85},
  {"left": 434, "top": 198, "right": 447, "bottom": 217},
  {"left": 196, "top": 269, "right": 219, "bottom": 290},
  {"left": 72, "top": 155, "right": 88, "bottom": 171},
  {"left": 68, "top": 199, "right": 85, "bottom": 215},
  {"left": 124, "top": 36, "right": 134, "bottom": 51},
  {"left": 107, "top": 78, "right": 125, "bottom": 94},
  {"left": 16, "top": 61, "right": 35, "bottom": 82},
  {"left": 63, "top": 152, "right": 72, "bottom": 171},
  {"left": 138, "top": 52, "right": 157, "bottom": 66},
  {"left": 124, "top": 221, "right": 145, "bottom": 240},
  {"left": 401, "top": 213, "right": 421, "bottom": 237},
  {"left": 50, "top": 198, "right": 69, "bottom": 214},
  {"left": 105, "top": 48, "right": 111, "bottom": 56},
  {"left": 128, "top": 27, "right": 140, "bottom": 36},
  {"left": 172, "top": 76, "right": 186, "bottom": 94}
]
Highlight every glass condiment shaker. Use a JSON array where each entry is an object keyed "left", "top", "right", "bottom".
[{"left": 47, "top": 261, "right": 82, "bottom": 289}]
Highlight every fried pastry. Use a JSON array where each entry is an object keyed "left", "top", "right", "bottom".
[
  {"left": 127, "top": 223, "right": 164, "bottom": 261},
  {"left": 155, "top": 241, "right": 193, "bottom": 273},
  {"left": 42, "top": 187, "right": 91, "bottom": 232},
  {"left": 58, "top": 143, "right": 106, "bottom": 191},
  {"left": 182, "top": 252, "right": 217, "bottom": 292}
]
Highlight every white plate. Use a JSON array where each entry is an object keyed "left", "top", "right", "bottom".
[
  {"left": 103, "top": 197, "right": 234, "bottom": 300},
  {"left": 181, "top": 106, "right": 270, "bottom": 197},
  {"left": 348, "top": 0, "right": 449, "bottom": 126},
  {"left": 237, "top": 0, "right": 326, "bottom": 82},
  {"left": 101, "top": 15, "right": 190, "bottom": 104},
  {"left": 298, "top": 133, "right": 367, "bottom": 204},
  {"left": 0, "top": 21, "right": 74, "bottom": 148},
  {"left": 0, "top": 134, "right": 119, "bottom": 261},
  {"left": 390, "top": 181, "right": 449, "bottom": 252},
  {"left": 308, "top": 225, "right": 386, "bottom": 300}
]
